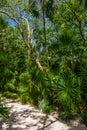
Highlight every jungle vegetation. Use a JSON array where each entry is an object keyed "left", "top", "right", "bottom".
[{"left": 0, "top": 0, "right": 87, "bottom": 125}]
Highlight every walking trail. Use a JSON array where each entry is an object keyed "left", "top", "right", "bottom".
[{"left": 0, "top": 98, "right": 87, "bottom": 130}]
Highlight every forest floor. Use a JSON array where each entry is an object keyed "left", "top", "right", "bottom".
[{"left": 0, "top": 98, "right": 87, "bottom": 130}]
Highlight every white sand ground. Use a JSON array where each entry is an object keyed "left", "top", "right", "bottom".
[{"left": 0, "top": 98, "right": 87, "bottom": 130}]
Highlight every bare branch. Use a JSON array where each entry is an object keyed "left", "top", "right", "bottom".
[{"left": 0, "top": 10, "right": 27, "bottom": 46}]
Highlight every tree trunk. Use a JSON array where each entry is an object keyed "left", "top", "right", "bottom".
[{"left": 41, "top": 0, "right": 50, "bottom": 70}]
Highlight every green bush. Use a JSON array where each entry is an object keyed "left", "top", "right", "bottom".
[
  {"left": 38, "top": 98, "right": 52, "bottom": 113},
  {"left": 0, "top": 96, "right": 8, "bottom": 120},
  {"left": 18, "top": 72, "right": 32, "bottom": 103},
  {"left": 19, "top": 94, "right": 30, "bottom": 104},
  {"left": 19, "top": 72, "right": 31, "bottom": 85},
  {"left": 3, "top": 92, "right": 18, "bottom": 99},
  {"left": 82, "top": 110, "right": 87, "bottom": 126},
  {"left": 59, "top": 111, "right": 78, "bottom": 122},
  {"left": 52, "top": 70, "right": 81, "bottom": 112}
]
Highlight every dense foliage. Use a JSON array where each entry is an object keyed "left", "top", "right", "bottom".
[{"left": 0, "top": 0, "right": 87, "bottom": 125}]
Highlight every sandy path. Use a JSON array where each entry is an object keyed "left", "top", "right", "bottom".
[{"left": 0, "top": 99, "right": 87, "bottom": 130}]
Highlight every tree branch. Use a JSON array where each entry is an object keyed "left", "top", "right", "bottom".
[
  {"left": 35, "top": 56, "right": 43, "bottom": 71},
  {"left": 66, "top": 2, "right": 86, "bottom": 46},
  {"left": 0, "top": 10, "right": 27, "bottom": 46}
]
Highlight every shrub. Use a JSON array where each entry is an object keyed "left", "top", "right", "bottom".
[
  {"left": 0, "top": 96, "right": 8, "bottom": 120},
  {"left": 52, "top": 71, "right": 81, "bottom": 112},
  {"left": 38, "top": 98, "right": 52, "bottom": 113},
  {"left": 82, "top": 110, "right": 87, "bottom": 126}
]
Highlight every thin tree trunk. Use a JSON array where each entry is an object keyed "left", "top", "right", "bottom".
[
  {"left": 25, "top": 18, "right": 31, "bottom": 60},
  {"left": 41, "top": 0, "right": 50, "bottom": 69}
]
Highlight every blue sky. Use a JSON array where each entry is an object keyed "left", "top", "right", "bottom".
[{"left": 6, "top": 18, "right": 15, "bottom": 27}]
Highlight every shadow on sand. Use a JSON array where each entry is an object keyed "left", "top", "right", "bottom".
[
  {"left": 1, "top": 107, "right": 58, "bottom": 130},
  {"left": 0, "top": 99, "right": 87, "bottom": 130}
]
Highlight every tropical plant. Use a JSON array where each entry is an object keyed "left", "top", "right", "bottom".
[
  {"left": 0, "top": 96, "right": 8, "bottom": 120},
  {"left": 52, "top": 70, "right": 81, "bottom": 112}
]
